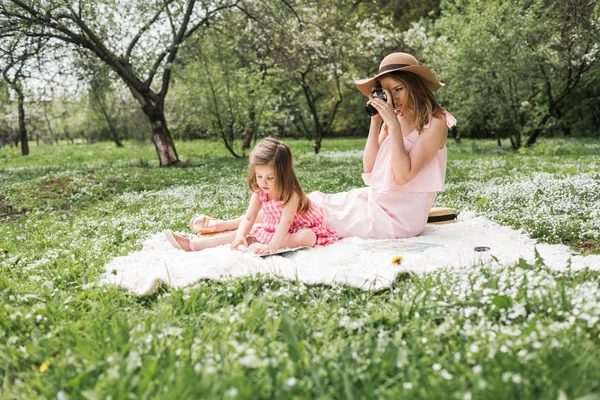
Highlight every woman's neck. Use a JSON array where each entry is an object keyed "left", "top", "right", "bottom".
[{"left": 398, "top": 115, "right": 416, "bottom": 136}]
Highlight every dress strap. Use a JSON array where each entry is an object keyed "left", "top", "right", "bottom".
[
  {"left": 258, "top": 190, "right": 268, "bottom": 203},
  {"left": 442, "top": 109, "right": 457, "bottom": 128},
  {"left": 423, "top": 109, "right": 457, "bottom": 130}
]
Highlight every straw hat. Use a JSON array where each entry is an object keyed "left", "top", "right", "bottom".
[{"left": 354, "top": 52, "right": 444, "bottom": 96}]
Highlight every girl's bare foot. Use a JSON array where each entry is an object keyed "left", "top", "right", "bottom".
[{"left": 164, "top": 230, "right": 194, "bottom": 252}]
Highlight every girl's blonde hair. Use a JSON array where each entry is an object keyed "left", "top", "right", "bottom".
[
  {"left": 380, "top": 71, "right": 444, "bottom": 132},
  {"left": 248, "top": 137, "right": 311, "bottom": 213}
]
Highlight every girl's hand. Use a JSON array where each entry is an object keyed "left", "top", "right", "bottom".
[
  {"left": 231, "top": 235, "right": 249, "bottom": 250},
  {"left": 254, "top": 245, "right": 274, "bottom": 255}
]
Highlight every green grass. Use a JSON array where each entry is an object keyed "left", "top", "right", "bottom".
[{"left": 0, "top": 138, "right": 599, "bottom": 399}]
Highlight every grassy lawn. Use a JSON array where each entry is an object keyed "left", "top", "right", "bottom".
[{"left": 0, "top": 138, "right": 599, "bottom": 399}]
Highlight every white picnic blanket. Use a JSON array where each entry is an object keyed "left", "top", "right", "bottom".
[{"left": 99, "top": 212, "right": 600, "bottom": 295}]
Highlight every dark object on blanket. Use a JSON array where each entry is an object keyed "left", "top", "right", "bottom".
[{"left": 427, "top": 207, "right": 457, "bottom": 224}]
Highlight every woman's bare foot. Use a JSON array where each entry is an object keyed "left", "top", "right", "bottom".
[
  {"left": 189, "top": 215, "right": 222, "bottom": 234},
  {"left": 189, "top": 215, "right": 249, "bottom": 236}
]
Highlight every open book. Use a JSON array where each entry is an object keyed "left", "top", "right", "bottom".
[{"left": 250, "top": 246, "right": 311, "bottom": 257}]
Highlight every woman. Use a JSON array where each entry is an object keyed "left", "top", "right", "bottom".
[{"left": 191, "top": 52, "right": 456, "bottom": 240}]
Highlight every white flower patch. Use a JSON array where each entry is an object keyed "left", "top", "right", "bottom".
[
  {"left": 298, "top": 150, "right": 363, "bottom": 161},
  {"left": 443, "top": 162, "right": 600, "bottom": 243}
]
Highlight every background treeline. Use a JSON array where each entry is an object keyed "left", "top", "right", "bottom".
[{"left": 1, "top": 0, "right": 598, "bottom": 163}]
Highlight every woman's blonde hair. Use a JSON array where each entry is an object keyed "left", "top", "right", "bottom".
[
  {"left": 248, "top": 137, "right": 311, "bottom": 213},
  {"left": 381, "top": 71, "right": 444, "bottom": 132}
]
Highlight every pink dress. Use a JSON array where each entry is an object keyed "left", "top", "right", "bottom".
[
  {"left": 308, "top": 110, "right": 457, "bottom": 239},
  {"left": 250, "top": 191, "right": 338, "bottom": 246}
]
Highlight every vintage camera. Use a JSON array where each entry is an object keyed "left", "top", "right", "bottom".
[{"left": 365, "top": 88, "right": 387, "bottom": 116}]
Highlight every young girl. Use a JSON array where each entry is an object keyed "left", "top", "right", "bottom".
[{"left": 165, "top": 137, "right": 337, "bottom": 254}]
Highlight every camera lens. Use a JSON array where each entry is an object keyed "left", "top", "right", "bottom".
[
  {"left": 365, "top": 89, "right": 387, "bottom": 116},
  {"left": 365, "top": 103, "right": 378, "bottom": 116}
]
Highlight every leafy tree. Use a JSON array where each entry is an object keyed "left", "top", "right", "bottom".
[
  {"left": 84, "top": 61, "right": 126, "bottom": 147},
  {"left": 223, "top": 0, "right": 369, "bottom": 153},
  {"left": 0, "top": 0, "right": 257, "bottom": 165},
  {"left": 0, "top": 79, "right": 14, "bottom": 146},
  {"left": 429, "top": 0, "right": 599, "bottom": 148},
  {"left": 555, "top": 64, "right": 600, "bottom": 137},
  {"left": 0, "top": 35, "right": 47, "bottom": 155},
  {"left": 354, "top": 0, "right": 442, "bottom": 32},
  {"left": 168, "top": 17, "right": 283, "bottom": 157}
]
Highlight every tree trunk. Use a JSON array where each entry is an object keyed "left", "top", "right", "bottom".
[
  {"left": 493, "top": 130, "right": 501, "bottom": 147},
  {"left": 151, "top": 117, "right": 179, "bottom": 166},
  {"left": 524, "top": 129, "right": 541, "bottom": 147},
  {"left": 302, "top": 88, "right": 323, "bottom": 154},
  {"left": 509, "top": 129, "right": 521, "bottom": 150},
  {"left": 243, "top": 104, "right": 256, "bottom": 150},
  {"left": 450, "top": 126, "right": 461, "bottom": 144},
  {"left": 313, "top": 126, "right": 323, "bottom": 154},
  {"left": 142, "top": 105, "right": 179, "bottom": 167},
  {"left": 16, "top": 90, "right": 28, "bottom": 156},
  {"left": 93, "top": 87, "right": 123, "bottom": 147},
  {"left": 105, "top": 114, "right": 123, "bottom": 147},
  {"left": 524, "top": 113, "right": 553, "bottom": 147}
]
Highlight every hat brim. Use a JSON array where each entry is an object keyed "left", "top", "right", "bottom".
[{"left": 354, "top": 65, "right": 444, "bottom": 97}]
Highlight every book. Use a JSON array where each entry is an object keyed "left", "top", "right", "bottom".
[{"left": 258, "top": 246, "right": 311, "bottom": 257}]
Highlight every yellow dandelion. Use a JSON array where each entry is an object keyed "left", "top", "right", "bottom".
[
  {"left": 392, "top": 256, "right": 404, "bottom": 265},
  {"left": 40, "top": 360, "right": 50, "bottom": 373},
  {"left": 0, "top": 248, "right": 3, "bottom": 252},
  {"left": 589, "top": 170, "right": 595, "bottom": 174}
]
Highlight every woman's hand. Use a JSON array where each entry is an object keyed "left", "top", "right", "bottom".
[
  {"left": 231, "top": 235, "right": 249, "bottom": 250},
  {"left": 368, "top": 90, "right": 398, "bottom": 127},
  {"left": 254, "top": 245, "right": 275, "bottom": 255},
  {"left": 367, "top": 94, "right": 383, "bottom": 123}
]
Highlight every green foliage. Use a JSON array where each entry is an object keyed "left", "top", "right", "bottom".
[
  {"left": 428, "top": 0, "right": 599, "bottom": 145},
  {"left": 552, "top": 64, "right": 600, "bottom": 138},
  {"left": 169, "top": 24, "right": 286, "bottom": 152},
  {"left": 1, "top": 0, "right": 598, "bottom": 160},
  {"left": 169, "top": 0, "right": 374, "bottom": 149}
]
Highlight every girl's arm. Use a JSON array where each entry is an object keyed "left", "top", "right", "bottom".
[
  {"left": 369, "top": 92, "right": 447, "bottom": 185},
  {"left": 231, "top": 192, "right": 261, "bottom": 249},
  {"left": 257, "top": 193, "right": 300, "bottom": 254}
]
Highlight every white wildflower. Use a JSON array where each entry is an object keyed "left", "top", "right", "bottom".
[{"left": 286, "top": 377, "right": 297, "bottom": 387}]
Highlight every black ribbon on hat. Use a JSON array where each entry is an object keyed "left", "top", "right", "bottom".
[{"left": 378, "top": 63, "right": 411, "bottom": 74}]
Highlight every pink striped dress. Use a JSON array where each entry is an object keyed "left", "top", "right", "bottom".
[{"left": 250, "top": 191, "right": 338, "bottom": 246}]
